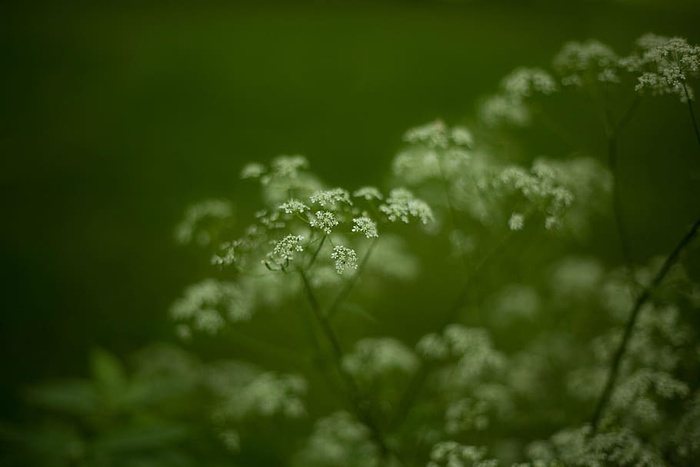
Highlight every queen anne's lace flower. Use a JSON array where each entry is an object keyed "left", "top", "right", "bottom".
[
  {"left": 309, "top": 211, "right": 339, "bottom": 234},
  {"left": 170, "top": 279, "right": 253, "bottom": 334},
  {"left": 266, "top": 235, "right": 305, "bottom": 269},
  {"left": 553, "top": 40, "right": 621, "bottom": 87},
  {"left": 330, "top": 245, "right": 358, "bottom": 274},
  {"left": 508, "top": 212, "right": 525, "bottom": 231},
  {"left": 310, "top": 188, "right": 353, "bottom": 208},
  {"left": 174, "top": 200, "right": 233, "bottom": 246},
  {"left": 353, "top": 186, "right": 383, "bottom": 201},
  {"left": 631, "top": 34, "right": 700, "bottom": 102},
  {"left": 279, "top": 200, "right": 310, "bottom": 215},
  {"left": 351, "top": 216, "right": 378, "bottom": 238},
  {"left": 379, "top": 188, "right": 434, "bottom": 224},
  {"left": 342, "top": 338, "right": 418, "bottom": 380},
  {"left": 428, "top": 442, "right": 498, "bottom": 467}
]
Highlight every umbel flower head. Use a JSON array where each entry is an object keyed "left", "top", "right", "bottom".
[{"left": 628, "top": 34, "right": 700, "bottom": 102}]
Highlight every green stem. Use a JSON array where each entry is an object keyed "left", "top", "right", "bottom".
[
  {"left": 327, "top": 237, "right": 379, "bottom": 319},
  {"left": 683, "top": 84, "right": 700, "bottom": 152},
  {"left": 390, "top": 231, "right": 512, "bottom": 430},
  {"left": 299, "top": 269, "right": 405, "bottom": 465},
  {"left": 590, "top": 216, "right": 700, "bottom": 431}
]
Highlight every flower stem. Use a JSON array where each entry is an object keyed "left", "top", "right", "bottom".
[
  {"left": 590, "top": 216, "right": 700, "bottom": 431},
  {"left": 683, "top": 84, "right": 700, "bottom": 152},
  {"left": 299, "top": 269, "right": 405, "bottom": 465}
]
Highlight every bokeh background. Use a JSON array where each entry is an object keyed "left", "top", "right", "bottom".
[{"left": 2, "top": 0, "right": 700, "bottom": 424}]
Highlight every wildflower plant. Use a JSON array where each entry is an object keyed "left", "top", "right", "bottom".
[
  {"left": 6, "top": 33, "right": 700, "bottom": 467},
  {"left": 166, "top": 34, "right": 700, "bottom": 466}
]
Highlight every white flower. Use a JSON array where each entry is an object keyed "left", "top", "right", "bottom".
[
  {"left": 269, "top": 155, "right": 308, "bottom": 179},
  {"left": 266, "top": 235, "right": 305, "bottom": 269},
  {"left": 279, "top": 199, "right": 310, "bottom": 215},
  {"left": 351, "top": 216, "right": 378, "bottom": 238},
  {"left": 353, "top": 186, "right": 383, "bottom": 201},
  {"left": 508, "top": 212, "right": 525, "bottom": 231},
  {"left": 310, "top": 188, "right": 353, "bottom": 207},
  {"left": 403, "top": 120, "right": 449, "bottom": 148},
  {"left": 342, "top": 338, "right": 418, "bottom": 380},
  {"left": 632, "top": 35, "right": 700, "bottom": 102},
  {"left": 379, "top": 188, "right": 434, "bottom": 224},
  {"left": 331, "top": 245, "right": 358, "bottom": 274},
  {"left": 553, "top": 40, "right": 620, "bottom": 87},
  {"left": 240, "top": 163, "right": 266, "bottom": 179},
  {"left": 174, "top": 200, "right": 233, "bottom": 246},
  {"left": 170, "top": 279, "right": 253, "bottom": 334},
  {"left": 309, "top": 210, "right": 339, "bottom": 234},
  {"left": 502, "top": 67, "right": 558, "bottom": 97},
  {"left": 219, "top": 372, "right": 307, "bottom": 420}
]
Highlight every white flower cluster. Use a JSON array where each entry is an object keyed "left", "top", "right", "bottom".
[
  {"left": 342, "top": 337, "right": 418, "bottom": 381},
  {"left": 493, "top": 160, "right": 575, "bottom": 231},
  {"left": 479, "top": 68, "right": 557, "bottom": 127},
  {"left": 353, "top": 186, "right": 383, "bottom": 201},
  {"left": 330, "top": 245, "right": 358, "bottom": 274},
  {"left": 170, "top": 279, "right": 252, "bottom": 334},
  {"left": 265, "top": 234, "right": 305, "bottom": 270},
  {"left": 629, "top": 34, "right": 700, "bottom": 102},
  {"left": 279, "top": 199, "right": 310, "bottom": 215},
  {"left": 444, "top": 398, "right": 490, "bottom": 434},
  {"left": 241, "top": 155, "right": 324, "bottom": 205},
  {"left": 379, "top": 188, "right": 434, "bottom": 224},
  {"left": 403, "top": 120, "right": 473, "bottom": 149},
  {"left": 351, "top": 216, "right": 378, "bottom": 238},
  {"left": 427, "top": 442, "right": 498, "bottom": 467},
  {"left": 610, "top": 369, "right": 688, "bottom": 427},
  {"left": 527, "top": 425, "right": 664, "bottom": 467},
  {"left": 174, "top": 199, "right": 233, "bottom": 246},
  {"left": 292, "top": 411, "right": 379, "bottom": 467},
  {"left": 309, "top": 210, "right": 339, "bottom": 234},
  {"left": 417, "top": 325, "right": 505, "bottom": 384},
  {"left": 394, "top": 121, "right": 472, "bottom": 185},
  {"left": 218, "top": 372, "right": 307, "bottom": 420},
  {"left": 310, "top": 188, "right": 353, "bottom": 208},
  {"left": 553, "top": 40, "right": 621, "bottom": 87}
]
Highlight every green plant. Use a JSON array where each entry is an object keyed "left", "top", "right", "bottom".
[{"left": 5, "top": 33, "right": 700, "bottom": 467}]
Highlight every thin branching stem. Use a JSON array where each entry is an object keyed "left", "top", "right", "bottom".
[
  {"left": 299, "top": 269, "right": 405, "bottom": 466},
  {"left": 327, "top": 237, "right": 379, "bottom": 319},
  {"left": 390, "top": 231, "right": 512, "bottom": 430},
  {"left": 436, "top": 151, "right": 470, "bottom": 272},
  {"left": 590, "top": 216, "right": 700, "bottom": 431},
  {"left": 605, "top": 96, "right": 641, "bottom": 270},
  {"left": 683, "top": 84, "right": 700, "bottom": 152}
]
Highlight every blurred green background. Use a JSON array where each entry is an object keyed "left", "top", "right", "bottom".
[{"left": 2, "top": 0, "right": 700, "bottom": 422}]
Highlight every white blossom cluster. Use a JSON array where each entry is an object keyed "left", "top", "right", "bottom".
[
  {"left": 379, "top": 188, "right": 434, "bottom": 224},
  {"left": 417, "top": 325, "right": 506, "bottom": 384},
  {"left": 427, "top": 442, "right": 498, "bottom": 467},
  {"left": 553, "top": 40, "right": 622, "bottom": 87},
  {"left": 292, "top": 411, "right": 379, "bottom": 467},
  {"left": 342, "top": 337, "right": 418, "bottom": 381},
  {"left": 170, "top": 279, "right": 252, "bottom": 334},
  {"left": 628, "top": 34, "right": 700, "bottom": 102},
  {"left": 174, "top": 199, "right": 233, "bottom": 246},
  {"left": 479, "top": 68, "right": 557, "bottom": 127},
  {"left": 394, "top": 121, "right": 472, "bottom": 185},
  {"left": 330, "top": 245, "right": 358, "bottom": 274},
  {"left": 265, "top": 234, "right": 305, "bottom": 270},
  {"left": 217, "top": 372, "right": 307, "bottom": 420},
  {"left": 527, "top": 426, "right": 665, "bottom": 467},
  {"left": 492, "top": 160, "right": 575, "bottom": 231}
]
